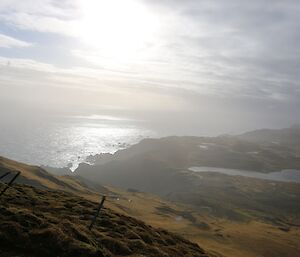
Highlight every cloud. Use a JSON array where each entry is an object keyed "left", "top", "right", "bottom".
[
  {"left": 0, "top": 0, "right": 79, "bottom": 37},
  {"left": 0, "top": 55, "right": 190, "bottom": 118},
  {"left": 139, "top": 0, "right": 300, "bottom": 100},
  {"left": 0, "top": 0, "right": 300, "bottom": 110},
  {"left": 0, "top": 33, "right": 33, "bottom": 48},
  {"left": 0, "top": 56, "right": 57, "bottom": 72},
  {"left": 0, "top": 0, "right": 77, "bottom": 19},
  {"left": 0, "top": 13, "right": 76, "bottom": 36}
]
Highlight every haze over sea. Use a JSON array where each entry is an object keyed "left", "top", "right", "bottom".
[{"left": 0, "top": 114, "right": 156, "bottom": 170}]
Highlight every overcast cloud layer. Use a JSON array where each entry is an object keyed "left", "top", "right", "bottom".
[{"left": 0, "top": 0, "right": 300, "bottom": 134}]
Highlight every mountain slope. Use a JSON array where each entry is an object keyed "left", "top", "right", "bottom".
[
  {"left": 73, "top": 135, "right": 300, "bottom": 257},
  {"left": 238, "top": 125, "right": 300, "bottom": 151},
  {"left": 75, "top": 136, "right": 300, "bottom": 219},
  {"left": 0, "top": 156, "right": 109, "bottom": 197},
  {"left": 0, "top": 184, "right": 212, "bottom": 257},
  {"left": 77, "top": 134, "right": 300, "bottom": 191},
  {"left": 1, "top": 156, "right": 300, "bottom": 257}
]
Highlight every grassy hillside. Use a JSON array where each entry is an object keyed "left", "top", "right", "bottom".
[
  {"left": 1, "top": 156, "right": 300, "bottom": 257},
  {"left": 239, "top": 125, "right": 300, "bottom": 150},
  {"left": 77, "top": 136, "right": 300, "bottom": 189},
  {"left": 101, "top": 186, "right": 300, "bottom": 257},
  {"left": 73, "top": 134, "right": 300, "bottom": 257},
  {"left": 83, "top": 125, "right": 300, "bottom": 173},
  {"left": 0, "top": 184, "right": 211, "bottom": 257},
  {"left": 74, "top": 136, "right": 300, "bottom": 223},
  {"left": 0, "top": 156, "right": 109, "bottom": 198}
]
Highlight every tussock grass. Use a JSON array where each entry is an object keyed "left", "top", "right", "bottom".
[{"left": 0, "top": 184, "right": 210, "bottom": 257}]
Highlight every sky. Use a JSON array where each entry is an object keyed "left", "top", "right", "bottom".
[{"left": 0, "top": 0, "right": 300, "bottom": 135}]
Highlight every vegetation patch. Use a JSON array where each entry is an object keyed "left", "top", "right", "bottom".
[{"left": 0, "top": 184, "right": 210, "bottom": 257}]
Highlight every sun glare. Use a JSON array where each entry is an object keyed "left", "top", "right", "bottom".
[{"left": 77, "top": 0, "right": 159, "bottom": 63}]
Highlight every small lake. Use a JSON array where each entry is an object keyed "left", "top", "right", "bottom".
[{"left": 189, "top": 166, "right": 300, "bottom": 183}]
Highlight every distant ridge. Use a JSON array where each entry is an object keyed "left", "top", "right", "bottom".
[{"left": 238, "top": 125, "right": 300, "bottom": 147}]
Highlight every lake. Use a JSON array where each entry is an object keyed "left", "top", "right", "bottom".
[{"left": 189, "top": 166, "right": 300, "bottom": 183}]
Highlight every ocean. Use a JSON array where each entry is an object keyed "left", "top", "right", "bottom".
[{"left": 0, "top": 114, "right": 156, "bottom": 170}]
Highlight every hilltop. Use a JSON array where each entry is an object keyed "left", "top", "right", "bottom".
[{"left": 238, "top": 124, "right": 300, "bottom": 149}]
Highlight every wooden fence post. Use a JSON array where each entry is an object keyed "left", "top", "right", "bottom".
[
  {"left": 89, "top": 195, "right": 106, "bottom": 230},
  {"left": 0, "top": 172, "right": 11, "bottom": 180},
  {"left": 0, "top": 171, "right": 21, "bottom": 196}
]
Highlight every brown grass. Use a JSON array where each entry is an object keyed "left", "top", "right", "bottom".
[{"left": 0, "top": 184, "right": 210, "bottom": 257}]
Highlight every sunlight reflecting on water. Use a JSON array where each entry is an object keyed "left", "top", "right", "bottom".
[{"left": 0, "top": 117, "right": 155, "bottom": 169}]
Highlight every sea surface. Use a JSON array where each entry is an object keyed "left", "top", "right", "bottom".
[
  {"left": 0, "top": 114, "right": 156, "bottom": 170},
  {"left": 189, "top": 166, "right": 300, "bottom": 183}
]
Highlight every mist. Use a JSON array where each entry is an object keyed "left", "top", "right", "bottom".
[{"left": 1, "top": 0, "right": 300, "bottom": 166}]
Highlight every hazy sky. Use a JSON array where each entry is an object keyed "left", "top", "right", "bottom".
[{"left": 0, "top": 0, "right": 300, "bottom": 135}]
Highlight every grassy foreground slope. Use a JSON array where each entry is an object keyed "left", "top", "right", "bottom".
[
  {"left": 0, "top": 184, "right": 211, "bottom": 257},
  {"left": 1, "top": 156, "right": 300, "bottom": 257},
  {"left": 0, "top": 156, "right": 111, "bottom": 204},
  {"left": 103, "top": 186, "right": 300, "bottom": 257}
]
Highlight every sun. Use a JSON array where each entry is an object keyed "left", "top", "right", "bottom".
[{"left": 77, "top": 0, "right": 159, "bottom": 63}]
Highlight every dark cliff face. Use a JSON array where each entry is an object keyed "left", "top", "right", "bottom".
[{"left": 0, "top": 184, "right": 210, "bottom": 257}]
